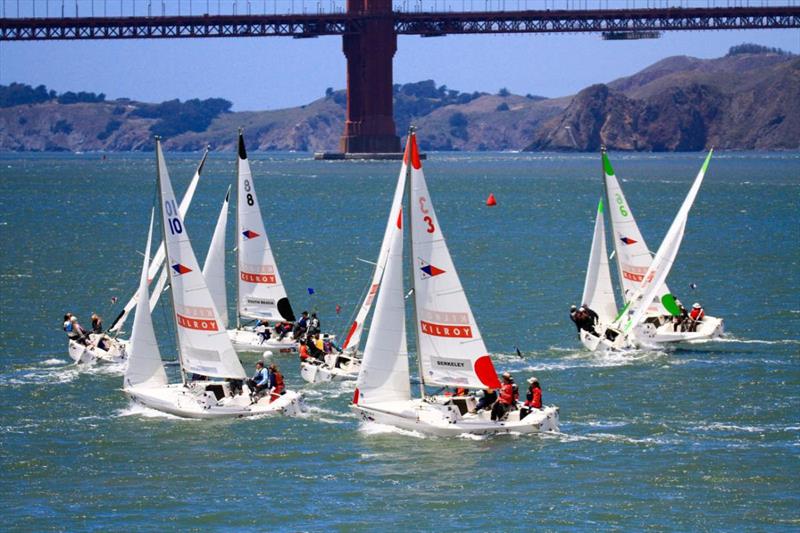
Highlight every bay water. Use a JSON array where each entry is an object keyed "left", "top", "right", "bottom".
[{"left": 0, "top": 151, "right": 798, "bottom": 530}]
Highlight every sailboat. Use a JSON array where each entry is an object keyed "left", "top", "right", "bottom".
[
  {"left": 300, "top": 149, "right": 407, "bottom": 384},
  {"left": 579, "top": 150, "right": 724, "bottom": 351},
  {"left": 68, "top": 148, "right": 211, "bottom": 366},
  {"left": 226, "top": 131, "right": 335, "bottom": 354},
  {"left": 123, "top": 139, "right": 303, "bottom": 419},
  {"left": 351, "top": 130, "right": 560, "bottom": 436}
]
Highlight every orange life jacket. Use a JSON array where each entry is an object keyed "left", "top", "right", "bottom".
[
  {"left": 273, "top": 371, "right": 285, "bottom": 394},
  {"left": 499, "top": 382, "right": 515, "bottom": 405}
]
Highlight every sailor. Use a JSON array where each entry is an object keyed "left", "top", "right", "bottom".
[
  {"left": 307, "top": 335, "right": 325, "bottom": 361},
  {"left": 308, "top": 312, "right": 321, "bottom": 338},
  {"left": 293, "top": 311, "right": 309, "bottom": 340},
  {"left": 256, "top": 319, "right": 271, "bottom": 343},
  {"left": 274, "top": 321, "right": 293, "bottom": 341},
  {"left": 69, "top": 316, "right": 91, "bottom": 345},
  {"left": 267, "top": 363, "right": 285, "bottom": 402},
  {"left": 582, "top": 304, "right": 599, "bottom": 329},
  {"left": 688, "top": 302, "right": 705, "bottom": 332},
  {"left": 673, "top": 300, "right": 689, "bottom": 332},
  {"left": 247, "top": 361, "right": 270, "bottom": 399},
  {"left": 91, "top": 313, "right": 103, "bottom": 334},
  {"left": 491, "top": 372, "right": 517, "bottom": 421},
  {"left": 63, "top": 313, "right": 73, "bottom": 334},
  {"left": 569, "top": 305, "right": 580, "bottom": 332},
  {"left": 299, "top": 342, "right": 311, "bottom": 362},
  {"left": 472, "top": 387, "right": 497, "bottom": 413},
  {"left": 520, "top": 376, "right": 543, "bottom": 420}
]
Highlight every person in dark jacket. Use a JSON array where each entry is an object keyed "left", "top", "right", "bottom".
[{"left": 472, "top": 388, "right": 497, "bottom": 413}]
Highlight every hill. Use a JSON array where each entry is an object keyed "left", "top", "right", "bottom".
[{"left": 1, "top": 45, "right": 797, "bottom": 152}]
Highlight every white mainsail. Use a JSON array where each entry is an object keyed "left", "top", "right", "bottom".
[
  {"left": 156, "top": 139, "right": 246, "bottom": 380},
  {"left": 603, "top": 151, "right": 674, "bottom": 316},
  {"left": 124, "top": 210, "right": 168, "bottom": 389},
  {"left": 235, "top": 131, "right": 295, "bottom": 324},
  {"left": 581, "top": 198, "right": 618, "bottom": 324},
  {"left": 616, "top": 151, "right": 713, "bottom": 335},
  {"left": 340, "top": 157, "right": 408, "bottom": 354},
  {"left": 202, "top": 186, "right": 231, "bottom": 328},
  {"left": 110, "top": 148, "right": 209, "bottom": 334},
  {"left": 353, "top": 175, "right": 410, "bottom": 405},
  {"left": 408, "top": 134, "right": 501, "bottom": 390}
]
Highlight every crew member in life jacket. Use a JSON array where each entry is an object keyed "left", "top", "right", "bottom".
[
  {"left": 673, "top": 300, "right": 689, "bottom": 332},
  {"left": 491, "top": 372, "right": 518, "bottom": 421},
  {"left": 569, "top": 305, "right": 580, "bottom": 332},
  {"left": 520, "top": 376, "right": 542, "bottom": 420},
  {"left": 293, "top": 311, "right": 309, "bottom": 340},
  {"left": 91, "top": 313, "right": 103, "bottom": 334},
  {"left": 274, "top": 321, "right": 293, "bottom": 341},
  {"left": 307, "top": 312, "right": 321, "bottom": 338},
  {"left": 472, "top": 388, "right": 497, "bottom": 413},
  {"left": 247, "top": 361, "right": 269, "bottom": 400},
  {"left": 688, "top": 302, "right": 705, "bottom": 332},
  {"left": 267, "top": 363, "right": 285, "bottom": 402},
  {"left": 69, "top": 316, "right": 91, "bottom": 346},
  {"left": 582, "top": 304, "right": 599, "bottom": 331},
  {"left": 256, "top": 319, "right": 271, "bottom": 343}
]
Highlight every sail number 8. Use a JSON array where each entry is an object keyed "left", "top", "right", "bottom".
[
  {"left": 164, "top": 199, "right": 183, "bottom": 235},
  {"left": 244, "top": 179, "right": 254, "bottom": 206}
]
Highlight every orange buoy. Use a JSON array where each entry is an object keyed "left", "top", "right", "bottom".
[{"left": 486, "top": 193, "right": 497, "bottom": 207}]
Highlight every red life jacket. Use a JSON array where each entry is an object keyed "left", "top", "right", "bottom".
[
  {"left": 273, "top": 372, "right": 285, "bottom": 394},
  {"left": 690, "top": 308, "right": 705, "bottom": 321},
  {"left": 526, "top": 387, "right": 542, "bottom": 409},
  {"left": 499, "top": 382, "right": 515, "bottom": 405},
  {"left": 299, "top": 344, "right": 310, "bottom": 361}
]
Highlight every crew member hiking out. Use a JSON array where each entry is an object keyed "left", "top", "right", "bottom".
[{"left": 491, "top": 372, "right": 517, "bottom": 421}]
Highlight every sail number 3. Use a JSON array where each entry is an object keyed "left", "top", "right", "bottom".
[
  {"left": 164, "top": 199, "right": 183, "bottom": 235},
  {"left": 244, "top": 179, "right": 254, "bottom": 206},
  {"left": 418, "top": 196, "right": 435, "bottom": 233}
]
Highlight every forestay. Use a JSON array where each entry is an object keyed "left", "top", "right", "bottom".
[
  {"left": 202, "top": 187, "right": 231, "bottom": 328},
  {"left": 603, "top": 151, "right": 673, "bottom": 316},
  {"left": 109, "top": 148, "right": 209, "bottom": 333},
  {"left": 340, "top": 155, "right": 407, "bottom": 354},
  {"left": 408, "top": 134, "right": 501, "bottom": 390},
  {"left": 235, "top": 132, "right": 295, "bottom": 323},
  {"left": 156, "top": 140, "right": 246, "bottom": 380},
  {"left": 581, "top": 198, "right": 618, "bottom": 324},
  {"left": 616, "top": 151, "right": 713, "bottom": 334},
  {"left": 353, "top": 168, "right": 410, "bottom": 405},
  {"left": 125, "top": 210, "right": 168, "bottom": 389}
]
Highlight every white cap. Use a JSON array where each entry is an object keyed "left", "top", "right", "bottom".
[
  {"left": 693, "top": 303, "right": 701, "bottom": 309},
  {"left": 527, "top": 376, "right": 539, "bottom": 384}
]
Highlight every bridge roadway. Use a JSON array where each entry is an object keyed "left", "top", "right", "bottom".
[{"left": 1, "top": 6, "right": 798, "bottom": 40}]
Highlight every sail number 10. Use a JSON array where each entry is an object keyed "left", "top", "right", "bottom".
[{"left": 164, "top": 199, "right": 183, "bottom": 235}]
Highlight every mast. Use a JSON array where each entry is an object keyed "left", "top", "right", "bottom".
[
  {"left": 235, "top": 128, "right": 243, "bottom": 329},
  {"left": 155, "top": 137, "right": 187, "bottom": 385},
  {"left": 405, "top": 127, "right": 426, "bottom": 400}
]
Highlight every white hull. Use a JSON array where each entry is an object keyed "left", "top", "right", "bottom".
[
  {"left": 68, "top": 335, "right": 129, "bottom": 365},
  {"left": 227, "top": 327, "right": 299, "bottom": 354},
  {"left": 352, "top": 397, "right": 559, "bottom": 437},
  {"left": 579, "top": 315, "right": 724, "bottom": 351},
  {"left": 300, "top": 353, "right": 360, "bottom": 384},
  {"left": 124, "top": 381, "right": 304, "bottom": 419}
]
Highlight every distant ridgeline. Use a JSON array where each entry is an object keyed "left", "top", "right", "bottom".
[{"left": 0, "top": 44, "right": 796, "bottom": 152}]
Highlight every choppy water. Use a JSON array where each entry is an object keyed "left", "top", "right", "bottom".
[{"left": 0, "top": 151, "right": 798, "bottom": 530}]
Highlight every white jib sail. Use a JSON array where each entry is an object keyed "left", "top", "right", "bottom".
[
  {"left": 407, "top": 133, "right": 501, "bottom": 390},
  {"left": 616, "top": 151, "right": 713, "bottom": 334},
  {"left": 110, "top": 148, "right": 209, "bottom": 333},
  {"left": 235, "top": 131, "right": 295, "bottom": 323},
  {"left": 202, "top": 186, "right": 231, "bottom": 329},
  {"left": 353, "top": 170, "right": 410, "bottom": 406},
  {"left": 125, "top": 210, "right": 168, "bottom": 389},
  {"left": 581, "top": 198, "right": 618, "bottom": 324},
  {"left": 156, "top": 140, "right": 246, "bottom": 380},
  {"left": 603, "top": 151, "right": 673, "bottom": 316},
  {"left": 341, "top": 157, "right": 408, "bottom": 354}
]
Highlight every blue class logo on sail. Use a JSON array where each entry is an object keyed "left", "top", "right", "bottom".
[
  {"left": 620, "top": 236, "right": 638, "bottom": 245},
  {"left": 419, "top": 259, "right": 446, "bottom": 279},
  {"left": 242, "top": 230, "right": 260, "bottom": 240}
]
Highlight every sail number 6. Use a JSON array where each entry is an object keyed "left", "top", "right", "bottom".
[
  {"left": 615, "top": 193, "right": 628, "bottom": 217},
  {"left": 164, "top": 199, "right": 183, "bottom": 235}
]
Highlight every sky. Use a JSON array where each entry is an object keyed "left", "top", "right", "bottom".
[{"left": 1, "top": 1, "right": 798, "bottom": 111}]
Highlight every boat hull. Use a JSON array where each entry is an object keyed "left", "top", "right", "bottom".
[
  {"left": 68, "top": 335, "right": 129, "bottom": 365},
  {"left": 300, "top": 353, "right": 360, "bottom": 384},
  {"left": 635, "top": 315, "right": 724, "bottom": 345},
  {"left": 227, "top": 327, "right": 300, "bottom": 354},
  {"left": 351, "top": 398, "right": 559, "bottom": 437},
  {"left": 124, "top": 382, "right": 304, "bottom": 419}
]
